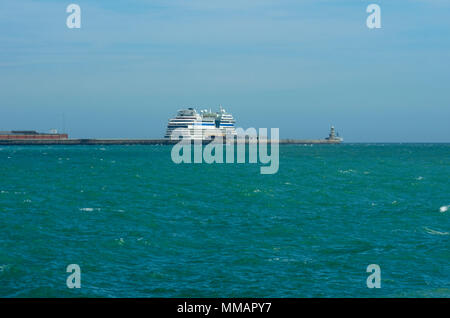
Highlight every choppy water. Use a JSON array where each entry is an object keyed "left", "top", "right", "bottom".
[{"left": 0, "top": 144, "right": 449, "bottom": 297}]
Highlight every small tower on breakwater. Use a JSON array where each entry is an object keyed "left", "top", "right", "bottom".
[{"left": 325, "top": 126, "right": 343, "bottom": 142}]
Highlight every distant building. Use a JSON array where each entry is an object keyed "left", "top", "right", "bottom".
[{"left": 0, "top": 130, "right": 68, "bottom": 140}]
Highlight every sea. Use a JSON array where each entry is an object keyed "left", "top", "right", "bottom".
[{"left": 0, "top": 144, "right": 449, "bottom": 297}]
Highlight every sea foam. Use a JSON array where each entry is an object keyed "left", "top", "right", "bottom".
[
  {"left": 79, "top": 208, "right": 101, "bottom": 212},
  {"left": 424, "top": 227, "right": 449, "bottom": 236}
]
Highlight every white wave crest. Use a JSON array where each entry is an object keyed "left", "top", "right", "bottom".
[
  {"left": 79, "top": 207, "right": 101, "bottom": 212},
  {"left": 424, "top": 227, "right": 449, "bottom": 236}
]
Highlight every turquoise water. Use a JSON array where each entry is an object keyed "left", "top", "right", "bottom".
[{"left": 0, "top": 144, "right": 449, "bottom": 297}]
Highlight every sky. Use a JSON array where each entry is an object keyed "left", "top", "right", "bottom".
[{"left": 0, "top": 0, "right": 449, "bottom": 142}]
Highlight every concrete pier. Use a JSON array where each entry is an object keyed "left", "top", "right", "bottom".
[{"left": 0, "top": 138, "right": 341, "bottom": 145}]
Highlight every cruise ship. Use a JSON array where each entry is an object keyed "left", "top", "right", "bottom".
[{"left": 165, "top": 107, "right": 236, "bottom": 140}]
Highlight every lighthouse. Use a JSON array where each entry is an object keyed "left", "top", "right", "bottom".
[{"left": 325, "top": 126, "right": 343, "bottom": 142}]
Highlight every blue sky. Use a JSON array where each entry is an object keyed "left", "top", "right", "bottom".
[{"left": 0, "top": 0, "right": 449, "bottom": 141}]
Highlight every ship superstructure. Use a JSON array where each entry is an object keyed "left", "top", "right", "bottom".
[{"left": 165, "top": 107, "right": 236, "bottom": 140}]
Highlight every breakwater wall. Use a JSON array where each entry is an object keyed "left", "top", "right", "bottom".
[{"left": 0, "top": 139, "right": 341, "bottom": 146}]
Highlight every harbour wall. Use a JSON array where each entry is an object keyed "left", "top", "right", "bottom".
[{"left": 0, "top": 139, "right": 341, "bottom": 145}]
